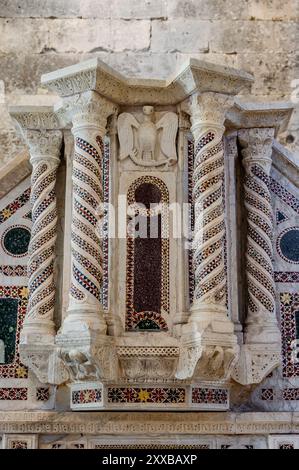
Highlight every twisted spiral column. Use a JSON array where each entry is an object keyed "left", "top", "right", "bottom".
[
  {"left": 22, "top": 129, "right": 62, "bottom": 342},
  {"left": 64, "top": 92, "right": 116, "bottom": 333},
  {"left": 189, "top": 92, "right": 234, "bottom": 324},
  {"left": 176, "top": 93, "right": 237, "bottom": 380},
  {"left": 239, "top": 128, "right": 280, "bottom": 344}
]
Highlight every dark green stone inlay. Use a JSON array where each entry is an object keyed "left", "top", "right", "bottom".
[
  {"left": 3, "top": 227, "right": 30, "bottom": 256},
  {"left": 136, "top": 319, "right": 160, "bottom": 330},
  {"left": 0, "top": 298, "right": 18, "bottom": 364}
]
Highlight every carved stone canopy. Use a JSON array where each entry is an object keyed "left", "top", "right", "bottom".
[
  {"left": 226, "top": 101, "right": 293, "bottom": 136},
  {"left": 41, "top": 57, "right": 254, "bottom": 105}
]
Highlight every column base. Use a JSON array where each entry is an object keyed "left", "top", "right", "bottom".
[
  {"left": 63, "top": 303, "right": 107, "bottom": 335},
  {"left": 20, "top": 319, "right": 56, "bottom": 345},
  {"left": 245, "top": 322, "right": 281, "bottom": 345}
]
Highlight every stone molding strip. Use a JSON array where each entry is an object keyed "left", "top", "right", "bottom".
[{"left": 0, "top": 412, "right": 298, "bottom": 435}]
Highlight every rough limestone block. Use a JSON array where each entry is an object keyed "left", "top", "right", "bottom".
[
  {"left": 80, "top": 0, "right": 167, "bottom": 19},
  {"left": 151, "top": 19, "right": 209, "bottom": 53},
  {"left": 166, "top": 0, "right": 299, "bottom": 20},
  {"left": 47, "top": 19, "right": 151, "bottom": 53},
  {"left": 209, "top": 20, "right": 297, "bottom": 53},
  {"left": 247, "top": 0, "right": 299, "bottom": 20},
  {"left": 166, "top": 0, "right": 248, "bottom": 20},
  {"left": 0, "top": 0, "right": 82, "bottom": 17}
]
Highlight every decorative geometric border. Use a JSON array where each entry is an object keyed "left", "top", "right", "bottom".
[
  {"left": 269, "top": 177, "right": 299, "bottom": 215},
  {"left": 191, "top": 388, "right": 228, "bottom": 406},
  {"left": 107, "top": 387, "right": 185, "bottom": 404},
  {"left": 126, "top": 175, "right": 170, "bottom": 331},
  {"left": 187, "top": 136, "right": 195, "bottom": 304},
  {"left": 1, "top": 224, "right": 31, "bottom": 258},
  {"left": 36, "top": 387, "right": 50, "bottom": 402},
  {"left": 0, "top": 286, "right": 28, "bottom": 379},
  {"left": 70, "top": 382, "right": 103, "bottom": 410},
  {"left": 274, "top": 272, "right": 299, "bottom": 283},
  {"left": 282, "top": 388, "right": 299, "bottom": 400},
  {"left": 0, "top": 388, "right": 27, "bottom": 400},
  {"left": 0, "top": 265, "right": 28, "bottom": 277},
  {"left": 72, "top": 388, "right": 102, "bottom": 405},
  {"left": 2, "top": 434, "right": 38, "bottom": 449},
  {"left": 280, "top": 292, "right": 299, "bottom": 378},
  {"left": 0, "top": 188, "right": 31, "bottom": 224},
  {"left": 261, "top": 388, "right": 274, "bottom": 401},
  {"left": 101, "top": 137, "right": 110, "bottom": 312},
  {"left": 276, "top": 226, "right": 299, "bottom": 265}
]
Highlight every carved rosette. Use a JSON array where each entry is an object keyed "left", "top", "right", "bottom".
[
  {"left": 176, "top": 93, "right": 238, "bottom": 380},
  {"left": 239, "top": 128, "right": 281, "bottom": 343},
  {"left": 22, "top": 130, "right": 62, "bottom": 340},
  {"left": 64, "top": 92, "right": 117, "bottom": 333}
]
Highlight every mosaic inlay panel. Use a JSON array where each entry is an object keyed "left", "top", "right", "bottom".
[
  {"left": 191, "top": 387, "right": 228, "bottom": 405},
  {"left": 0, "top": 265, "right": 28, "bottom": 277},
  {"left": 11, "top": 441, "right": 28, "bottom": 449},
  {"left": 36, "top": 387, "right": 50, "bottom": 401},
  {"left": 276, "top": 210, "right": 289, "bottom": 225},
  {"left": 187, "top": 136, "right": 195, "bottom": 304},
  {"left": 282, "top": 388, "right": 299, "bottom": 400},
  {"left": 0, "top": 188, "right": 30, "bottom": 224},
  {"left": 126, "top": 176, "right": 169, "bottom": 331},
  {"left": 101, "top": 137, "right": 110, "bottom": 311},
  {"left": 72, "top": 388, "right": 102, "bottom": 405},
  {"left": 107, "top": 387, "right": 185, "bottom": 404},
  {"left": 1, "top": 225, "right": 31, "bottom": 257},
  {"left": 261, "top": 388, "right": 274, "bottom": 401},
  {"left": 0, "top": 387, "right": 27, "bottom": 400},
  {"left": 277, "top": 227, "right": 299, "bottom": 264},
  {"left": 274, "top": 272, "right": 299, "bottom": 283},
  {"left": 280, "top": 444, "right": 295, "bottom": 449},
  {"left": 280, "top": 292, "right": 299, "bottom": 378},
  {"left": 0, "top": 286, "right": 28, "bottom": 379}
]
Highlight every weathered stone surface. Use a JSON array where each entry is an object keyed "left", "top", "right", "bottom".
[
  {"left": 0, "top": 19, "right": 151, "bottom": 54},
  {"left": 0, "top": 0, "right": 167, "bottom": 19},
  {"left": 0, "top": 0, "right": 298, "bottom": 163},
  {"left": 166, "top": 0, "right": 299, "bottom": 20},
  {"left": 151, "top": 19, "right": 297, "bottom": 54}
]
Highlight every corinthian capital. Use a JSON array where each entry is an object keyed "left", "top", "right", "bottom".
[
  {"left": 23, "top": 129, "right": 63, "bottom": 164},
  {"left": 63, "top": 90, "right": 118, "bottom": 134},
  {"left": 238, "top": 128, "right": 275, "bottom": 174},
  {"left": 189, "top": 92, "right": 234, "bottom": 137}
]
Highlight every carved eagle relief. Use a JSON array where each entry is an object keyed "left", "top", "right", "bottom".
[{"left": 117, "top": 106, "right": 178, "bottom": 166}]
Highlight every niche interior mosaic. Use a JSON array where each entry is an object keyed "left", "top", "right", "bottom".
[{"left": 126, "top": 175, "right": 170, "bottom": 331}]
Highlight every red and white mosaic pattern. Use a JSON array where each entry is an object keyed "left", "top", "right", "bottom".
[
  {"left": 191, "top": 387, "right": 228, "bottom": 405},
  {"left": 0, "top": 387, "right": 27, "bottom": 400},
  {"left": 108, "top": 387, "right": 185, "bottom": 404},
  {"left": 280, "top": 292, "right": 299, "bottom": 378}
]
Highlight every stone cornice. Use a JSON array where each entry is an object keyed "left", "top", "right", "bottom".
[
  {"left": 0, "top": 151, "right": 31, "bottom": 199},
  {"left": 41, "top": 57, "right": 254, "bottom": 105},
  {"left": 272, "top": 140, "right": 299, "bottom": 188},
  {"left": 0, "top": 411, "right": 297, "bottom": 435},
  {"left": 9, "top": 105, "right": 65, "bottom": 130},
  {"left": 226, "top": 100, "right": 294, "bottom": 135}
]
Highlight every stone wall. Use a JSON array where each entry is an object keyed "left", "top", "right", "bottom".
[{"left": 0, "top": 0, "right": 298, "bottom": 166}]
